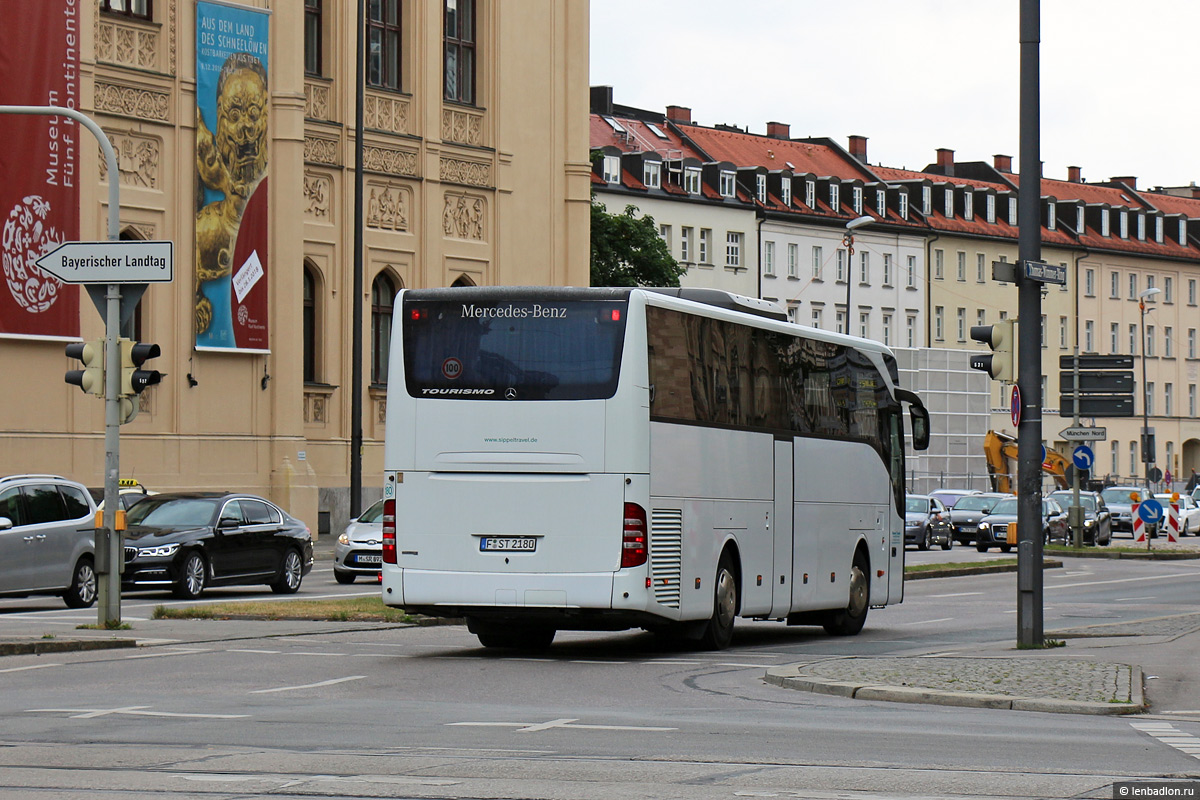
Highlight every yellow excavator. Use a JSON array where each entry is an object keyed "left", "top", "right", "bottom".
[{"left": 982, "top": 430, "right": 1070, "bottom": 494}]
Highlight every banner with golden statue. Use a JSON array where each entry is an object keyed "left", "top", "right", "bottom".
[
  {"left": 0, "top": 0, "right": 80, "bottom": 339},
  {"left": 194, "top": 0, "right": 270, "bottom": 351}
]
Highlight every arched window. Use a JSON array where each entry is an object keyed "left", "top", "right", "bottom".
[
  {"left": 303, "top": 263, "right": 317, "bottom": 383},
  {"left": 119, "top": 227, "right": 145, "bottom": 341},
  {"left": 371, "top": 273, "right": 397, "bottom": 384},
  {"left": 451, "top": 274, "right": 476, "bottom": 287}
]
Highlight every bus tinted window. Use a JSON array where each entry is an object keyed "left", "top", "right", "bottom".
[
  {"left": 647, "top": 305, "right": 898, "bottom": 461},
  {"left": 404, "top": 299, "right": 628, "bottom": 400}
]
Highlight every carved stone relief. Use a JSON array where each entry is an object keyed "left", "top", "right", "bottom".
[
  {"left": 305, "top": 81, "right": 331, "bottom": 121},
  {"left": 440, "top": 157, "right": 491, "bottom": 188},
  {"left": 97, "top": 18, "right": 160, "bottom": 72},
  {"left": 364, "top": 146, "right": 418, "bottom": 178},
  {"left": 365, "top": 93, "right": 409, "bottom": 135},
  {"left": 304, "top": 392, "right": 328, "bottom": 424},
  {"left": 367, "top": 183, "right": 409, "bottom": 232},
  {"left": 442, "top": 108, "right": 483, "bottom": 146},
  {"left": 303, "top": 172, "right": 331, "bottom": 220},
  {"left": 98, "top": 131, "right": 162, "bottom": 189},
  {"left": 442, "top": 192, "right": 486, "bottom": 241},
  {"left": 94, "top": 82, "right": 170, "bottom": 122},
  {"left": 304, "top": 135, "right": 340, "bottom": 166},
  {"left": 122, "top": 223, "right": 156, "bottom": 241}
]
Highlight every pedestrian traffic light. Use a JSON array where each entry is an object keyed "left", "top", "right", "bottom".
[
  {"left": 65, "top": 338, "right": 106, "bottom": 396},
  {"left": 119, "top": 338, "right": 162, "bottom": 425},
  {"left": 969, "top": 318, "right": 1015, "bottom": 382}
]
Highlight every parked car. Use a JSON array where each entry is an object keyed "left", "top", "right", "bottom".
[
  {"left": 1047, "top": 490, "right": 1113, "bottom": 546},
  {"left": 122, "top": 492, "right": 313, "bottom": 599},
  {"left": 1100, "top": 486, "right": 1156, "bottom": 538},
  {"left": 975, "top": 496, "right": 1069, "bottom": 552},
  {"left": 947, "top": 493, "right": 1009, "bottom": 545},
  {"left": 89, "top": 478, "right": 156, "bottom": 512},
  {"left": 905, "top": 494, "right": 954, "bottom": 551},
  {"left": 0, "top": 473, "right": 97, "bottom": 608},
  {"left": 1154, "top": 493, "right": 1200, "bottom": 536},
  {"left": 928, "top": 489, "right": 982, "bottom": 510},
  {"left": 334, "top": 498, "right": 385, "bottom": 583}
]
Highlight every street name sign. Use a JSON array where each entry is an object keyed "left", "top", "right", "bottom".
[
  {"left": 36, "top": 240, "right": 174, "bottom": 284},
  {"left": 1060, "top": 426, "right": 1107, "bottom": 441},
  {"left": 1060, "top": 371, "right": 1135, "bottom": 393},
  {"left": 1023, "top": 260, "right": 1068, "bottom": 285},
  {"left": 1059, "top": 395, "right": 1135, "bottom": 417}
]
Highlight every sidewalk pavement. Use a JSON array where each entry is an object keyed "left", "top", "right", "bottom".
[{"left": 2, "top": 544, "right": 1198, "bottom": 716}]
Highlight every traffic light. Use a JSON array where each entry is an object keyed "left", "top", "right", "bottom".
[
  {"left": 119, "top": 338, "right": 162, "bottom": 424},
  {"left": 65, "top": 338, "right": 106, "bottom": 396},
  {"left": 969, "top": 318, "right": 1015, "bottom": 382}
]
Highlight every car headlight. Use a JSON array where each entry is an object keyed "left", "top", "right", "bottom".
[
  {"left": 978, "top": 522, "right": 988, "bottom": 531},
  {"left": 137, "top": 543, "right": 180, "bottom": 558},
  {"left": 1084, "top": 519, "right": 1095, "bottom": 528},
  {"left": 338, "top": 533, "right": 350, "bottom": 545}
]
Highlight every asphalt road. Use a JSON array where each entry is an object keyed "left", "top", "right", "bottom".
[{"left": 0, "top": 553, "right": 1197, "bottom": 799}]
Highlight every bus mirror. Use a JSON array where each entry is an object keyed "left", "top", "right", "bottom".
[{"left": 910, "top": 405, "right": 930, "bottom": 451}]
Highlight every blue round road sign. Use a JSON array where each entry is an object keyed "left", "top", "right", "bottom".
[
  {"left": 1138, "top": 498, "right": 1164, "bottom": 525},
  {"left": 1011, "top": 385, "right": 1021, "bottom": 427},
  {"left": 1072, "top": 445, "right": 1095, "bottom": 471}
]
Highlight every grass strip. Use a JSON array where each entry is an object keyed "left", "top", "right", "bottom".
[{"left": 153, "top": 596, "right": 416, "bottom": 623}]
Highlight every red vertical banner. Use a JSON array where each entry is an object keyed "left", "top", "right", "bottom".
[{"left": 0, "top": 0, "right": 81, "bottom": 339}]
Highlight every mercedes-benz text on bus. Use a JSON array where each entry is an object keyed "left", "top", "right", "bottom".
[{"left": 381, "top": 287, "right": 930, "bottom": 650}]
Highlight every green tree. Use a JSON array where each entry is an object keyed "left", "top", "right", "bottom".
[{"left": 590, "top": 195, "right": 684, "bottom": 287}]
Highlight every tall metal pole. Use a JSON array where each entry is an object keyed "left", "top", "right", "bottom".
[
  {"left": 0, "top": 105, "right": 123, "bottom": 625},
  {"left": 1016, "top": 0, "right": 1044, "bottom": 647},
  {"left": 350, "top": 0, "right": 365, "bottom": 519}
]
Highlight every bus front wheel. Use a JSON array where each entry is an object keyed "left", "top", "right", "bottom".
[
  {"left": 699, "top": 553, "right": 738, "bottom": 650},
  {"left": 823, "top": 554, "right": 869, "bottom": 636}
]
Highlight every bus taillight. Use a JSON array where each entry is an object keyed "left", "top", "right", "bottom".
[
  {"left": 382, "top": 498, "right": 397, "bottom": 564},
  {"left": 621, "top": 502, "right": 647, "bottom": 568}
]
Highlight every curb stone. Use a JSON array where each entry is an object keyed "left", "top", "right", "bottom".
[
  {"left": 0, "top": 638, "right": 137, "bottom": 656},
  {"left": 763, "top": 661, "right": 1145, "bottom": 715}
]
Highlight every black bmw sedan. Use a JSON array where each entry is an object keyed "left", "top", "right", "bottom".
[{"left": 122, "top": 492, "right": 313, "bottom": 599}]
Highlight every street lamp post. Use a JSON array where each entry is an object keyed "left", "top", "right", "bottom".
[
  {"left": 1139, "top": 287, "right": 1162, "bottom": 493},
  {"left": 842, "top": 215, "right": 873, "bottom": 336}
]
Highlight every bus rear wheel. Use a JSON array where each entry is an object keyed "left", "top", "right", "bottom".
[
  {"left": 699, "top": 553, "right": 738, "bottom": 650},
  {"left": 823, "top": 554, "right": 869, "bottom": 636}
]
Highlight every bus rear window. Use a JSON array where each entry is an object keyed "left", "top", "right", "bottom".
[{"left": 403, "top": 299, "right": 628, "bottom": 400}]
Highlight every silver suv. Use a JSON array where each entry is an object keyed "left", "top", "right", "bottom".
[{"left": 0, "top": 474, "right": 98, "bottom": 608}]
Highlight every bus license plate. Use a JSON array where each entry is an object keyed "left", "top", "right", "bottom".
[
  {"left": 356, "top": 554, "right": 383, "bottom": 564},
  {"left": 480, "top": 537, "right": 537, "bottom": 552}
]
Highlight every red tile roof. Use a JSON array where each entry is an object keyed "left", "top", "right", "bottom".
[
  {"left": 1008, "top": 175, "right": 1152, "bottom": 209},
  {"left": 872, "top": 166, "right": 1012, "bottom": 193},
  {"left": 676, "top": 124, "right": 876, "bottom": 181}
]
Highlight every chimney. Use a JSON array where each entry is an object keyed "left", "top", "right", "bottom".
[
  {"left": 1111, "top": 175, "right": 1137, "bottom": 189},
  {"left": 589, "top": 85, "right": 613, "bottom": 115},
  {"left": 993, "top": 154, "right": 1013, "bottom": 173},
  {"left": 936, "top": 148, "right": 955, "bottom": 176},
  {"left": 766, "top": 121, "right": 790, "bottom": 140},
  {"left": 666, "top": 105, "right": 691, "bottom": 125},
  {"left": 1067, "top": 166, "right": 1082, "bottom": 183},
  {"left": 848, "top": 135, "right": 868, "bottom": 161}
]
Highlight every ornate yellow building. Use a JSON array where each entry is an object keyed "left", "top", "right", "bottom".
[{"left": 0, "top": 0, "right": 591, "bottom": 535}]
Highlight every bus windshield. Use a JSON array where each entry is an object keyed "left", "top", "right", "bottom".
[{"left": 403, "top": 298, "right": 628, "bottom": 401}]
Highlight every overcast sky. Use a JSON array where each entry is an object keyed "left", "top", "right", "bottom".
[{"left": 589, "top": 1, "right": 1198, "bottom": 191}]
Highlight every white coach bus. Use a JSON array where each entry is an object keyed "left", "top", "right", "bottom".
[{"left": 380, "top": 287, "right": 929, "bottom": 650}]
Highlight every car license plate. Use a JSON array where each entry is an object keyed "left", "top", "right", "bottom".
[
  {"left": 356, "top": 554, "right": 383, "bottom": 565},
  {"left": 480, "top": 537, "right": 537, "bottom": 552}
]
